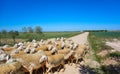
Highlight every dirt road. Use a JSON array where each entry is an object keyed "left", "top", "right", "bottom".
[
  {"left": 106, "top": 41, "right": 120, "bottom": 52},
  {"left": 68, "top": 32, "right": 89, "bottom": 45},
  {"left": 56, "top": 32, "right": 89, "bottom": 74}
]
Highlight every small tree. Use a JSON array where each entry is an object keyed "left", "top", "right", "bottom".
[
  {"left": 28, "top": 27, "right": 33, "bottom": 33},
  {"left": 1, "top": 29, "right": 7, "bottom": 43},
  {"left": 35, "top": 26, "right": 42, "bottom": 33},
  {"left": 22, "top": 27, "right": 27, "bottom": 33},
  {"left": 0, "top": 32, "right": 1, "bottom": 45},
  {"left": 9, "top": 30, "right": 19, "bottom": 44},
  {"left": 1, "top": 29, "right": 7, "bottom": 37}
]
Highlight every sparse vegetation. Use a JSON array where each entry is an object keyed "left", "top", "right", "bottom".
[
  {"left": 88, "top": 31, "right": 120, "bottom": 74},
  {"left": 9, "top": 30, "right": 19, "bottom": 44}
]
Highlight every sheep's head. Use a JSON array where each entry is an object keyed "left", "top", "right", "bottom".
[
  {"left": 61, "top": 42, "right": 66, "bottom": 49},
  {"left": 51, "top": 47, "right": 58, "bottom": 54},
  {"left": 39, "top": 55, "right": 48, "bottom": 64},
  {"left": 30, "top": 48, "right": 36, "bottom": 54},
  {"left": 69, "top": 44, "right": 73, "bottom": 50},
  {"left": 24, "top": 48, "right": 30, "bottom": 53}
]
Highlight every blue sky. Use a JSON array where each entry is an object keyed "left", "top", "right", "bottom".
[{"left": 0, "top": 0, "right": 120, "bottom": 31}]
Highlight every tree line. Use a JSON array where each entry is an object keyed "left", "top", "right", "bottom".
[
  {"left": 22, "top": 26, "right": 42, "bottom": 33},
  {"left": 0, "top": 26, "right": 42, "bottom": 45},
  {"left": 83, "top": 30, "right": 108, "bottom": 32}
]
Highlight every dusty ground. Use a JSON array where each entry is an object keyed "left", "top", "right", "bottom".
[
  {"left": 106, "top": 39, "right": 120, "bottom": 52},
  {"left": 53, "top": 32, "right": 89, "bottom": 74},
  {"left": 68, "top": 32, "right": 89, "bottom": 45}
]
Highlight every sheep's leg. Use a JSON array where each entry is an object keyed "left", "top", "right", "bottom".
[
  {"left": 76, "top": 58, "right": 78, "bottom": 64},
  {"left": 42, "top": 65, "right": 45, "bottom": 74},
  {"left": 68, "top": 60, "right": 70, "bottom": 65},
  {"left": 61, "top": 61, "right": 65, "bottom": 72},
  {"left": 69, "top": 57, "right": 73, "bottom": 66},
  {"left": 47, "top": 66, "right": 52, "bottom": 74},
  {"left": 35, "top": 69, "right": 38, "bottom": 74},
  {"left": 62, "top": 65, "right": 65, "bottom": 72},
  {"left": 29, "top": 70, "right": 33, "bottom": 74},
  {"left": 57, "top": 65, "right": 61, "bottom": 72}
]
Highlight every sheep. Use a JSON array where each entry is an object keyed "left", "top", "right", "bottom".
[
  {"left": 47, "top": 45, "right": 54, "bottom": 51},
  {"left": 2, "top": 47, "right": 14, "bottom": 51},
  {"left": 69, "top": 44, "right": 74, "bottom": 49},
  {"left": 0, "top": 59, "right": 22, "bottom": 74},
  {"left": 46, "top": 54, "right": 65, "bottom": 73},
  {"left": 61, "top": 37, "right": 65, "bottom": 41},
  {"left": 30, "top": 48, "right": 36, "bottom": 54},
  {"left": 33, "top": 42, "right": 39, "bottom": 48},
  {"left": 11, "top": 51, "right": 26, "bottom": 58},
  {"left": 0, "top": 53, "right": 11, "bottom": 63},
  {"left": 57, "top": 48, "right": 71, "bottom": 55},
  {"left": 32, "top": 39, "right": 37, "bottom": 43},
  {"left": 2, "top": 45, "right": 9, "bottom": 49},
  {"left": 54, "top": 42, "right": 65, "bottom": 50},
  {"left": 17, "top": 42, "right": 24, "bottom": 47},
  {"left": 72, "top": 47, "right": 86, "bottom": 64},
  {"left": 44, "top": 47, "right": 58, "bottom": 56},
  {"left": 56, "top": 37, "right": 60, "bottom": 41},
  {"left": 61, "top": 41, "right": 66, "bottom": 49},
  {"left": 72, "top": 43, "right": 79, "bottom": 50},
  {"left": 12, "top": 50, "right": 47, "bottom": 74},
  {"left": 36, "top": 45, "right": 48, "bottom": 51},
  {"left": 24, "top": 48, "right": 30, "bottom": 53},
  {"left": 13, "top": 44, "right": 18, "bottom": 48},
  {"left": 24, "top": 45, "right": 31, "bottom": 53},
  {"left": 46, "top": 40, "right": 53, "bottom": 45},
  {"left": 11, "top": 49, "right": 20, "bottom": 55},
  {"left": 17, "top": 45, "right": 24, "bottom": 51},
  {"left": 57, "top": 49, "right": 75, "bottom": 65},
  {"left": 0, "top": 48, "right": 5, "bottom": 54}
]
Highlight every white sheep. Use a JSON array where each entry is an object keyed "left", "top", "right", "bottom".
[
  {"left": 0, "top": 59, "right": 22, "bottom": 74},
  {"left": 11, "top": 49, "right": 20, "bottom": 55},
  {"left": 32, "top": 39, "right": 37, "bottom": 43},
  {"left": 13, "top": 44, "right": 18, "bottom": 48},
  {"left": 36, "top": 45, "right": 48, "bottom": 51},
  {"left": 72, "top": 43, "right": 79, "bottom": 50},
  {"left": 61, "top": 41, "right": 66, "bottom": 49},
  {"left": 44, "top": 47, "right": 57, "bottom": 56},
  {"left": 33, "top": 42, "right": 39, "bottom": 48},
  {"left": 12, "top": 50, "right": 47, "bottom": 74},
  {"left": 0, "top": 48, "right": 5, "bottom": 54},
  {"left": 30, "top": 48, "right": 36, "bottom": 54},
  {"left": 18, "top": 42, "right": 23, "bottom": 46},
  {"left": 72, "top": 47, "right": 86, "bottom": 64},
  {"left": 0, "top": 53, "right": 11, "bottom": 62},
  {"left": 46, "top": 54, "right": 65, "bottom": 73},
  {"left": 48, "top": 45, "right": 54, "bottom": 51},
  {"left": 2, "top": 45, "right": 9, "bottom": 49},
  {"left": 56, "top": 38, "right": 60, "bottom": 41}
]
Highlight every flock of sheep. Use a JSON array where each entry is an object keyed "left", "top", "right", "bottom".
[{"left": 0, "top": 37, "right": 89, "bottom": 74}]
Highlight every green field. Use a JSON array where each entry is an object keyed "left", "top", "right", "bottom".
[
  {"left": 0, "top": 31, "right": 81, "bottom": 45},
  {"left": 17, "top": 31, "right": 81, "bottom": 40},
  {"left": 92, "top": 32, "right": 120, "bottom": 39}
]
